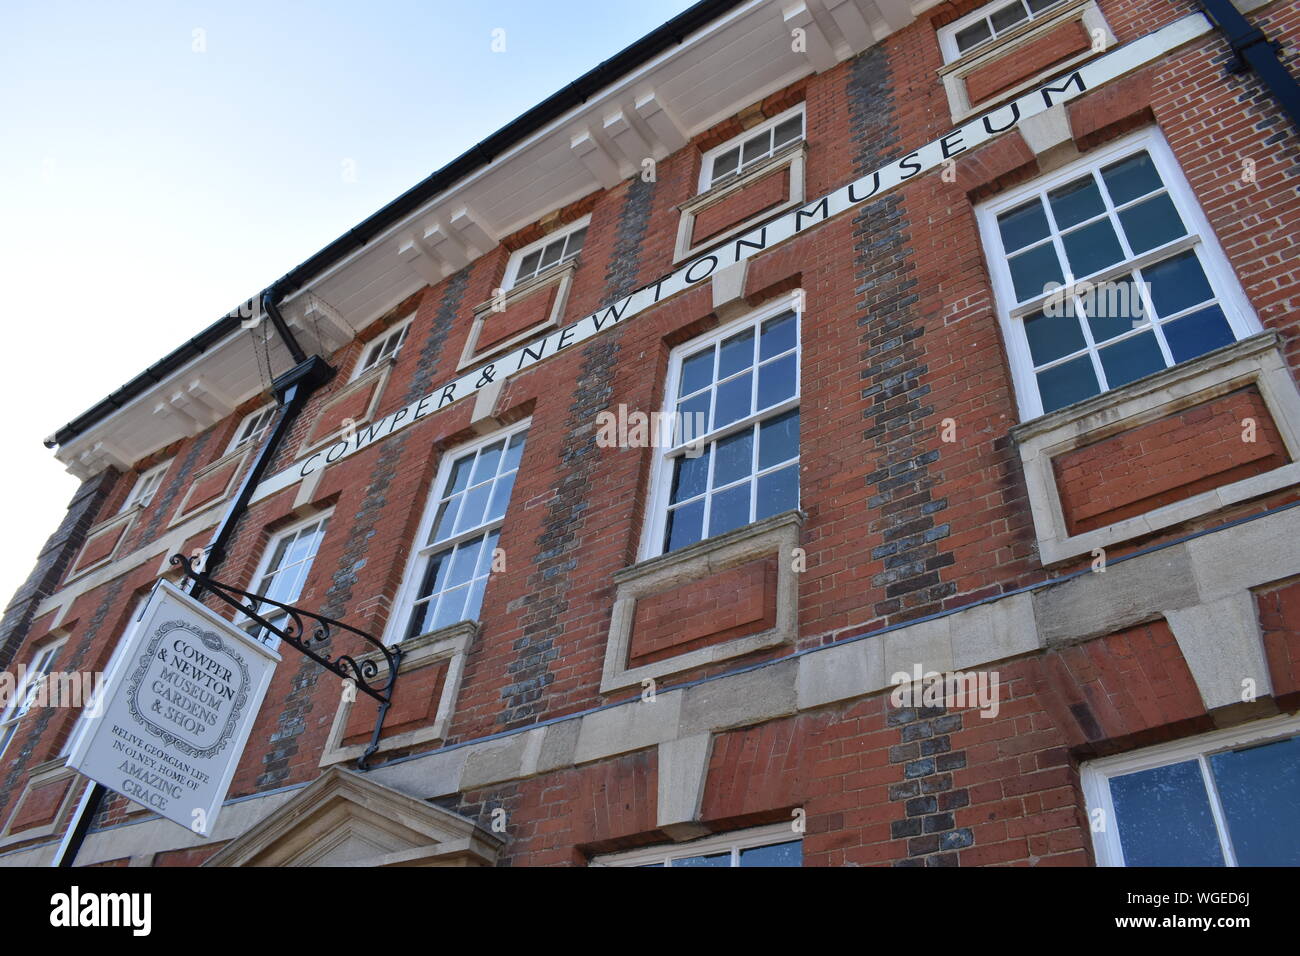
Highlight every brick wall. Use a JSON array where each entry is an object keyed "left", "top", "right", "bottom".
[{"left": 4, "top": 0, "right": 1300, "bottom": 865}]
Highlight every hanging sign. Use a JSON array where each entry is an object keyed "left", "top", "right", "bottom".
[
  {"left": 249, "top": 12, "right": 1212, "bottom": 504},
  {"left": 65, "top": 580, "right": 279, "bottom": 836}
]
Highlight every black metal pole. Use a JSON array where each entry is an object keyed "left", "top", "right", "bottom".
[
  {"left": 54, "top": 297, "right": 334, "bottom": 867},
  {"left": 53, "top": 783, "right": 106, "bottom": 867}
]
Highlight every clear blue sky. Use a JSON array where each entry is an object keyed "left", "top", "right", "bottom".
[{"left": 0, "top": 0, "right": 697, "bottom": 610}]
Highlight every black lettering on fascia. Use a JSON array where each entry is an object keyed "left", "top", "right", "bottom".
[
  {"left": 734, "top": 228, "right": 768, "bottom": 262},
  {"left": 847, "top": 171, "right": 881, "bottom": 203},
  {"left": 413, "top": 395, "right": 433, "bottom": 420},
  {"left": 516, "top": 341, "right": 546, "bottom": 371},
  {"left": 940, "top": 130, "right": 966, "bottom": 159},
  {"left": 555, "top": 325, "right": 577, "bottom": 350},
  {"left": 980, "top": 101, "right": 1021, "bottom": 135},
  {"left": 898, "top": 152, "right": 922, "bottom": 179},
  {"left": 684, "top": 255, "right": 718, "bottom": 283},
  {"left": 437, "top": 383, "right": 457, "bottom": 408},
  {"left": 325, "top": 442, "right": 348, "bottom": 464},
  {"left": 388, "top": 407, "right": 409, "bottom": 433},
  {"left": 1040, "top": 72, "right": 1086, "bottom": 107},
  {"left": 354, "top": 422, "right": 381, "bottom": 448},
  {"left": 794, "top": 197, "right": 830, "bottom": 231},
  {"left": 299, "top": 453, "right": 322, "bottom": 477},
  {"left": 592, "top": 296, "right": 632, "bottom": 331},
  {"left": 648, "top": 277, "right": 669, "bottom": 303}
]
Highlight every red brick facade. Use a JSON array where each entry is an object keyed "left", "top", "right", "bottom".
[{"left": 2, "top": 0, "right": 1299, "bottom": 868}]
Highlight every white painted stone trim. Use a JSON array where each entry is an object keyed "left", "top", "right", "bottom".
[
  {"left": 456, "top": 260, "right": 577, "bottom": 372},
  {"left": 318, "top": 621, "right": 477, "bottom": 768},
  {"left": 673, "top": 142, "right": 807, "bottom": 264},
  {"left": 1012, "top": 332, "right": 1300, "bottom": 565},
  {"left": 600, "top": 510, "right": 804, "bottom": 693},
  {"left": 937, "top": 0, "right": 1114, "bottom": 124}
]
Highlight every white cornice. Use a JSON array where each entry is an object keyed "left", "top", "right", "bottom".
[{"left": 53, "top": 0, "right": 936, "bottom": 476}]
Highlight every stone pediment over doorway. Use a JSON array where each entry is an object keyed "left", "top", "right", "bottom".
[{"left": 204, "top": 766, "right": 502, "bottom": 867}]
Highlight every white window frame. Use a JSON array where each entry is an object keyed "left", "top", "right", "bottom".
[
  {"left": 937, "top": 0, "right": 1071, "bottom": 63},
  {"left": 698, "top": 103, "right": 805, "bottom": 193},
  {"left": 60, "top": 594, "right": 149, "bottom": 759},
  {"left": 119, "top": 460, "right": 171, "bottom": 513},
  {"left": 226, "top": 403, "right": 278, "bottom": 455},
  {"left": 241, "top": 511, "right": 332, "bottom": 649},
  {"left": 976, "top": 127, "right": 1261, "bottom": 421},
  {"left": 0, "top": 637, "right": 67, "bottom": 761},
  {"left": 591, "top": 823, "right": 803, "bottom": 867},
  {"left": 1082, "top": 713, "right": 1300, "bottom": 867},
  {"left": 640, "top": 297, "right": 801, "bottom": 562},
  {"left": 386, "top": 420, "right": 531, "bottom": 646},
  {"left": 504, "top": 217, "right": 590, "bottom": 290},
  {"left": 352, "top": 315, "right": 413, "bottom": 381}
]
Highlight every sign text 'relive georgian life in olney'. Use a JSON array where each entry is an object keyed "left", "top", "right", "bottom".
[
  {"left": 251, "top": 13, "right": 1213, "bottom": 505},
  {"left": 66, "top": 581, "right": 279, "bottom": 836}
]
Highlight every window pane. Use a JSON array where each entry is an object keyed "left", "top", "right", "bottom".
[
  {"left": 665, "top": 499, "right": 704, "bottom": 552},
  {"left": 455, "top": 482, "right": 492, "bottom": 534},
  {"left": 1024, "top": 308, "right": 1085, "bottom": 366},
  {"left": 431, "top": 586, "right": 469, "bottom": 631},
  {"left": 998, "top": 199, "right": 1051, "bottom": 252},
  {"left": 1162, "top": 307, "right": 1235, "bottom": 364},
  {"left": 1037, "top": 355, "right": 1100, "bottom": 412},
  {"left": 756, "top": 465, "right": 799, "bottom": 520},
  {"left": 1118, "top": 193, "right": 1186, "bottom": 253},
  {"left": 1209, "top": 735, "right": 1300, "bottom": 866},
  {"left": 709, "top": 482, "right": 751, "bottom": 536},
  {"left": 713, "top": 373, "right": 753, "bottom": 429},
  {"left": 759, "top": 409, "right": 800, "bottom": 469},
  {"left": 446, "top": 538, "right": 484, "bottom": 589},
  {"left": 712, "top": 147, "right": 740, "bottom": 182},
  {"left": 670, "top": 450, "right": 710, "bottom": 504},
  {"left": 1008, "top": 243, "right": 1065, "bottom": 302},
  {"left": 1144, "top": 250, "right": 1213, "bottom": 317},
  {"left": 719, "top": 328, "right": 755, "bottom": 378},
  {"left": 1101, "top": 151, "right": 1163, "bottom": 205},
  {"left": 1062, "top": 218, "right": 1125, "bottom": 279},
  {"left": 563, "top": 227, "right": 587, "bottom": 258},
  {"left": 677, "top": 392, "right": 712, "bottom": 441},
  {"left": 447, "top": 455, "right": 474, "bottom": 495},
  {"left": 741, "top": 132, "right": 769, "bottom": 166},
  {"left": 1027, "top": 0, "right": 1062, "bottom": 11},
  {"left": 431, "top": 496, "right": 461, "bottom": 543},
  {"left": 772, "top": 116, "right": 802, "bottom": 148},
  {"left": 1098, "top": 331, "right": 1165, "bottom": 389},
  {"left": 679, "top": 348, "right": 714, "bottom": 396},
  {"left": 760, "top": 313, "right": 797, "bottom": 360},
  {"left": 485, "top": 473, "right": 517, "bottom": 523},
  {"left": 739, "top": 841, "right": 801, "bottom": 866},
  {"left": 955, "top": 20, "right": 992, "bottom": 52},
  {"left": 472, "top": 441, "right": 505, "bottom": 484},
  {"left": 501, "top": 432, "right": 527, "bottom": 473},
  {"left": 1083, "top": 276, "right": 1146, "bottom": 343},
  {"left": 990, "top": 1, "right": 1029, "bottom": 32},
  {"left": 539, "top": 239, "right": 563, "bottom": 270},
  {"left": 1110, "top": 760, "right": 1225, "bottom": 866},
  {"left": 758, "top": 353, "right": 797, "bottom": 409},
  {"left": 674, "top": 853, "right": 731, "bottom": 867},
  {"left": 1048, "top": 175, "right": 1106, "bottom": 229},
  {"left": 517, "top": 250, "right": 541, "bottom": 280},
  {"left": 714, "top": 429, "right": 754, "bottom": 487}
]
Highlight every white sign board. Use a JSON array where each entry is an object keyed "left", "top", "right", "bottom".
[{"left": 66, "top": 580, "right": 279, "bottom": 836}]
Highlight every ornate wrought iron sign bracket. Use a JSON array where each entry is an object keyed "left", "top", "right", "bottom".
[{"left": 171, "top": 554, "right": 401, "bottom": 770}]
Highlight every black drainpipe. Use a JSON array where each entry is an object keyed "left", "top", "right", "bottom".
[
  {"left": 55, "top": 288, "right": 333, "bottom": 867},
  {"left": 1197, "top": 0, "right": 1300, "bottom": 134},
  {"left": 193, "top": 288, "right": 332, "bottom": 590}
]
